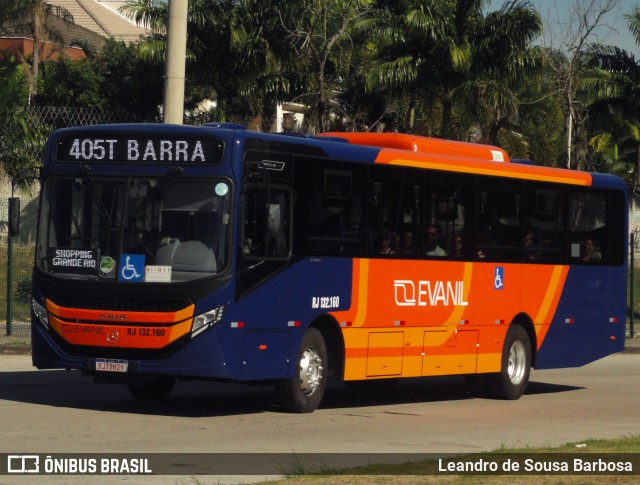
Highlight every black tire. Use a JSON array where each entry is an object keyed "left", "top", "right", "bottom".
[
  {"left": 486, "top": 325, "right": 531, "bottom": 400},
  {"left": 127, "top": 376, "right": 176, "bottom": 400},
  {"left": 276, "top": 328, "right": 327, "bottom": 413}
]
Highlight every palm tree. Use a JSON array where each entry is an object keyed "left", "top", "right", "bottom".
[
  {"left": 3, "top": 0, "right": 75, "bottom": 104},
  {"left": 122, "top": 0, "right": 266, "bottom": 121},
  {"left": 272, "top": 0, "right": 373, "bottom": 133},
  {"left": 581, "top": 6, "right": 640, "bottom": 187},
  {"left": 364, "top": 0, "right": 541, "bottom": 141}
]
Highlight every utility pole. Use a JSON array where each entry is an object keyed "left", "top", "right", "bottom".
[{"left": 163, "top": 0, "right": 188, "bottom": 124}]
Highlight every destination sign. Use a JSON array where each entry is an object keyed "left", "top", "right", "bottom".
[
  {"left": 55, "top": 134, "right": 224, "bottom": 165},
  {"left": 48, "top": 248, "right": 99, "bottom": 275}
]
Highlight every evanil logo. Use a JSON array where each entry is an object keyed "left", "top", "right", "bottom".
[{"left": 394, "top": 280, "right": 468, "bottom": 307}]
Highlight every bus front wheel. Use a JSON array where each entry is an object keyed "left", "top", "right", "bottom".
[
  {"left": 276, "top": 328, "right": 327, "bottom": 413},
  {"left": 487, "top": 325, "right": 531, "bottom": 400}
]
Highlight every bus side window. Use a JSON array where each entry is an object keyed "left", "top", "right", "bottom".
[
  {"left": 426, "top": 174, "right": 474, "bottom": 259},
  {"left": 608, "top": 190, "right": 626, "bottom": 265},
  {"left": 242, "top": 185, "right": 291, "bottom": 260},
  {"left": 369, "top": 167, "right": 412, "bottom": 255},
  {"left": 523, "top": 186, "right": 565, "bottom": 263},
  {"left": 267, "top": 192, "right": 289, "bottom": 257},
  {"left": 239, "top": 184, "right": 292, "bottom": 295},
  {"left": 476, "top": 180, "right": 522, "bottom": 260},
  {"left": 297, "top": 161, "right": 365, "bottom": 256},
  {"left": 569, "top": 191, "right": 607, "bottom": 263}
]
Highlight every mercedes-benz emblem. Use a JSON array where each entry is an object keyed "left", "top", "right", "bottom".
[{"left": 106, "top": 330, "right": 120, "bottom": 344}]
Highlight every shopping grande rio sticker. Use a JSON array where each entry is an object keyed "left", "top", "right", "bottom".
[{"left": 47, "top": 248, "right": 98, "bottom": 275}]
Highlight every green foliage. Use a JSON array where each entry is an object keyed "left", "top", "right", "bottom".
[
  {"left": 94, "top": 39, "right": 164, "bottom": 120},
  {"left": 0, "top": 58, "right": 29, "bottom": 111},
  {"left": 3, "top": 0, "right": 640, "bottom": 181},
  {"left": 362, "top": 0, "right": 542, "bottom": 140},
  {"left": 39, "top": 56, "right": 105, "bottom": 108},
  {"left": 0, "top": 59, "right": 48, "bottom": 183},
  {"left": 579, "top": 8, "right": 640, "bottom": 185},
  {"left": 37, "top": 39, "right": 163, "bottom": 120}
]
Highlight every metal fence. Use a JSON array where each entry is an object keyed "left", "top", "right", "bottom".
[{"left": 0, "top": 237, "right": 34, "bottom": 337}]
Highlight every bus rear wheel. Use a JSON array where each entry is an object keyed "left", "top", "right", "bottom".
[
  {"left": 487, "top": 325, "right": 531, "bottom": 400},
  {"left": 127, "top": 376, "right": 176, "bottom": 400},
  {"left": 276, "top": 328, "right": 327, "bottom": 413}
]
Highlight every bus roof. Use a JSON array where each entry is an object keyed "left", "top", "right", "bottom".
[
  {"left": 315, "top": 131, "right": 603, "bottom": 188},
  {"left": 43, "top": 124, "right": 627, "bottom": 191},
  {"left": 319, "top": 132, "right": 510, "bottom": 163}
]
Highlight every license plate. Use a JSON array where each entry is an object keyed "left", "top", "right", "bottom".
[{"left": 95, "top": 359, "right": 128, "bottom": 373}]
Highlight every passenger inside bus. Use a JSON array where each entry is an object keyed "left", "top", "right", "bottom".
[
  {"left": 376, "top": 231, "right": 396, "bottom": 255},
  {"left": 425, "top": 224, "right": 447, "bottom": 257},
  {"left": 450, "top": 234, "right": 468, "bottom": 258},
  {"left": 523, "top": 224, "right": 542, "bottom": 261},
  {"left": 581, "top": 238, "right": 601, "bottom": 262},
  {"left": 397, "top": 227, "right": 416, "bottom": 255}
]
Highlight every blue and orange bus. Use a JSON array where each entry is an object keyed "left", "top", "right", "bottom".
[{"left": 31, "top": 124, "right": 628, "bottom": 412}]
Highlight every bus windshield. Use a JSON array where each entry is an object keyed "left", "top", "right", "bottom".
[{"left": 36, "top": 175, "right": 231, "bottom": 282}]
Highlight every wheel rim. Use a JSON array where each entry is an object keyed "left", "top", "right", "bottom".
[
  {"left": 299, "top": 345, "right": 324, "bottom": 396},
  {"left": 508, "top": 340, "right": 526, "bottom": 385}
]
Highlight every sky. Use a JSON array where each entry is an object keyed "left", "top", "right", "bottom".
[{"left": 487, "top": 0, "right": 639, "bottom": 55}]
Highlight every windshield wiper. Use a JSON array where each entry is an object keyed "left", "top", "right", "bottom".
[
  {"left": 130, "top": 165, "right": 183, "bottom": 219},
  {"left": 80, "top": 164, "right": 111, "bottom": 219}
]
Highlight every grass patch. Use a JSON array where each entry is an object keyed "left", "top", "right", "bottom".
[{"left": 255, "top": 436, "right": 640, "bottom": 485}]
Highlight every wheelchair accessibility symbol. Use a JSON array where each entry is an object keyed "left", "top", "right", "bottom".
[
  {"left": 118, "top": 254, "right": 145, "bottom": 282},
  {"left": 494, "top": 266, "right": 504, "bottom": 290}
]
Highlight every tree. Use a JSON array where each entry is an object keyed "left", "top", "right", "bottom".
[
  {"left": 93, "top": 40, "right": 164, "bottom": 120},
  {"left": 37, "top": 39, "right": 164, "bottom": 120},
  {"left": 121, "top": 0, "right": 242, "bottom": 118},
  {"left": 230, "top": 0, "right": 294, "bottom": 131},
  {"left": 581, "top": 6, "right": 640, "bottom": 187},
  {"left": 3, "top": 0, "right": 75, "bottom": 104},
  {"left": 538, "top": 0, "right": 620, "bottom": 169},
  {"left": 511, "top": 51, "right": 566, "bottom": 166},
  {"left": 38, "top": 56, "right": 104, "bottom": 108},
  {"left": 0, "top": 58, "right": 47, "bottom": 189},
  {"left": 271, "top": 0, "right": 373, "bottom": 133},
  {"left": 363, "top": 0, "right": 541, "bottom": 141}
]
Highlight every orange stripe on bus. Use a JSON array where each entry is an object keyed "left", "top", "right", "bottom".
[
  {"left": 533, "top": 265, "right": 569, "bottom": 347},
  {"left": 46, "top": 299, "right": 194, "bottom": 324},
  {"left": 375, "top": 151, "right": 592, "bottom": 186},
  {"left": 46, "top": 299, "right": 195, "bottom": 349},
  {"left": 48, "top": 316, "right": 192, "bottom": 349}
]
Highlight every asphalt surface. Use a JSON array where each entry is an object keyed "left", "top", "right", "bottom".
[{"left": 1, "top": 329, "right": 639, "bottom": 485}]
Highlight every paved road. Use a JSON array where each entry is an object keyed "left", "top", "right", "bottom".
[{"left": 1, "top": 352, "right": 639, "bottom": 484}]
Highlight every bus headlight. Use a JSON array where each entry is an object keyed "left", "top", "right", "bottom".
[
  {"left": 32, "top": 299, "right": 49, "bottom": 329},
  {"left": 191, "top": 305, "right": 225, "bottom": 337}
]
